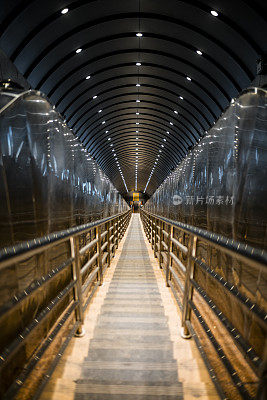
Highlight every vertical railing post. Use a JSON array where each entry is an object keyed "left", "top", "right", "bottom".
[
  {"left": 122, "top": 214, "right": 124, "bottom": 237},
  {"left": 115, "top": 217, "right": 119, "bottom": 249},
  {"left": 120, "top": 214, "right": 123, "bottom": 239},
  {"left": 181, "top": 234, "right": 197, "bottom": 339},
  {"left": 120, "top": 214, "right": 123, "bottom": 238},
  {"left": 70, "top": 236, "right": 85, "bottom": 337},
  {"left": 154, "top": 217, "right": 157, "bottom": 257},
  {"left": 113, "top": 218, "right": 116, "bottom": 251},
  {"left": 152, "top": 216, "right": 155, "bottom": 250},
  {"left": 117, "top": 215, "right": 120, "bottom": 242},
  {"left": 96, "top": 224, "right": 103, "bottom": 285},
  {"left": 107, "top": 220, "right": 111, "bottom": 267},
  {"left": 150, "top": 216, "right": 153, "bottom": 243},
  {"left": 165, "top": 224, "right": 173, "bottom": 287},
  {"left": 159, "top": 220, "right": 163, "bottom": 268}
]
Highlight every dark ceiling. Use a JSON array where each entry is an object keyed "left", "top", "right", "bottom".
[{"left": 0, "top": 0, "right": 266, "bottom": 197}]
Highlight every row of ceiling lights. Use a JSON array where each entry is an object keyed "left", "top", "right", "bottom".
[
  {"left": 82, "top": 64, "right": 185, "bottom": 192},
  {"left": 107, "top": 135, "right": 129, "bottom": 192},
  {"left": 135, "top": 136, "right": 139, "bottom": 191},
  {"left": 144, "top": 141, "right": 166, "bottom": 193},
  {"left": 76, "top": 48, "right": 202, "bottom": 58},
  {"left": 61, "top": 7, "right": 219, "bottom": 17},
  {"left": 81, "top": 72, "right": 182, "bottom": 192},
  {"left": 60, "top": 6, "right": 219, "bottom": 193}
]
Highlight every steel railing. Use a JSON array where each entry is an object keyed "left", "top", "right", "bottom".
[
  {"left": 141, "top": 208, "right": 267, "bottom": 400},
  {"left": 0, "top": 209, "right": 131, "bottom": 399}
]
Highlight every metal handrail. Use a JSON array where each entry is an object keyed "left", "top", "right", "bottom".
[
  {"left": 0, "top": 212, "right": 128, "bottom": 270},
  {"left": 0, "top": 209, "right": 132, "bottom": 400},
  {"left": 142, "top": 210, "right": 267, "bottom": 270},
  {"left": 141, "top": 208, "right": 267, "bottom": 399}
]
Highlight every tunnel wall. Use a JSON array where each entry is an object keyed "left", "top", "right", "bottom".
[
  {"left": 144, "top": 88, "right": 267, "bottom": 394},
  {"left": 0, "top": 89, "right": 128, "bottom": 398},
  {"left": 145, "top": 88, "right": 267, "bottom": 250},
  {"left": 0, "top": 90, "right": 128, "bottom": 248}
]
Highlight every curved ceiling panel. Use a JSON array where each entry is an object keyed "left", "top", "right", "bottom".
[{"left": 0, "top": 0, "right": 266, "bottom": 196}]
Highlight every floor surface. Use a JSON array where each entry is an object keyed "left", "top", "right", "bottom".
[{"left": 40, "top": 214, "right": 219, "bottom": 400}]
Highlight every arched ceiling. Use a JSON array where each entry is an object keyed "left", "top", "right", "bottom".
[{"left": 0, "top": 0, "right": 266, "bottom": 197}]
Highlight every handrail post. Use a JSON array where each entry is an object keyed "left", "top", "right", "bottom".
[
  {"left": 107, "top": 220, "right": 111, "bottom": 267},
  {"left": 165, "top": 224, "right": 173, "bottom": 287},
  {"left": 115, "top": 217, "right": 119, "bottom": 249},
  {"left": 70, "top": 236, "right": 85, "bottom": 337},
  {"left": 153, "top": 217, "right": 156, "bottom": 249},
  {"left": 181, "top": 234, "right": 197, "bottom": 339},
  {"left": 147, "top": 215, "right": 151, "bottom": 243},
  {"left": 118, "top": 215, "right": 121, "bottom": 241},
  {"left": 120, "top": 214, "right": 123, "bottom": 239},
  {"left": 151, "top": 216, "right": 154, "bottom": 243},
  {"left": 153, "top": 216, "right": 157, "bottom": 257},
  {"left": 96, "top": 225, "right": 103, "bottom": 285},
  {"left": 112, "top": 217, "right": 116, "bottom": 256},
  {"left": 159, "top": 220, "right": 163, "bottom": 268}
]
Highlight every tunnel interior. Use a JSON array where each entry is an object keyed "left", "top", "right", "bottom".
[
  {"left": 1, "top": 0, "right": 266, "bottom": 197},
  {"left": 0, "top": 1, "right": 267, "bottom": 400}
]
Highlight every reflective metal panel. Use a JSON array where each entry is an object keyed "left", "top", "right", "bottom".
[
  {"left": 0, "top": 89, "right": 128, "bottom": 398},
  {"left": 145, "top": 88, "right": 267, "bottom": 251},
  {"left": 145, "top": 88, "right": 267, "bottom": 373}
]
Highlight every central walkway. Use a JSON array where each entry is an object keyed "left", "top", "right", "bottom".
[
  {"left": 74, "top": 214, "right": 182, "bottom": 399},
  {"left": 40, "top": 214, "right": 219, "bottom": 400}
]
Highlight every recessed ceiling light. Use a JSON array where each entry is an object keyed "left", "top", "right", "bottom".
[
  {"left": 102, "top": 121, "right": 106, "bottom": 124},
  {"left": 136, "top": 137, "right": 138, "bottom": 139},
  {"left": 105, "top": 130, "right": 109, "bottom": 133},
  {"left": 93, "top": 95, "right": 97, "bottom": 99},
  {"left": 136, "top": 32, "right": 143, "bottom": 37},
  {"left": 211, "top": 10, "right": 218, "bottom": 16},
  {"left": 136, "top": 83, "right": 141, "bottom": 87},
  {"left": 136, "top": 62, "right": 141, "bottom": 66},
  {"left": 110, "top": 144, "right": 113, "bottom": 147},
  {"left": 170, "top": 122, "right": 173, "bottom": 125},
  {"left": 61, "top": 8, "right": 69, "bottom": 14},
  {"left": 136, "top": 122, "right": 139, "bottom": 125},
  {"left": 86, "top": 75, "right": 91, "bottom": 80},
  {"left": 136, "top": 99, "right": 140, "bottom": 102},
  {"left": 174, "top": 110, "right": 178, "bottom": 114},
  {"left": 163, "top": 138, "right": 166, "bottom": 141},
  {"left": 76, "top": 48, "right": 82, "bottom": 53},
  {"left": 179, "top": 96, "right": 183, "bottom": 100},
  {"left": 136, "top": 130, "right": 139, "bottom": 133},
  {"left": 98, "top": 109, "right": 102, "bottom": 113},
  {"left": 136, "top": 112, "right": 139, "bottom": 115},
  {"left": 166, "top": 131, "right": 170, "bottom": 134},
  {"left": 161, "top": 144, "right": 164, "bottom": 147},
  {"left": 196, "top": 50, "right": 203, "bottom": 55},
  {"left": 108, "top": 138, "right": 111, "bottom": 140},
  {"left": 186, "top": 76, "right": 191, "bottom": 81}
]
